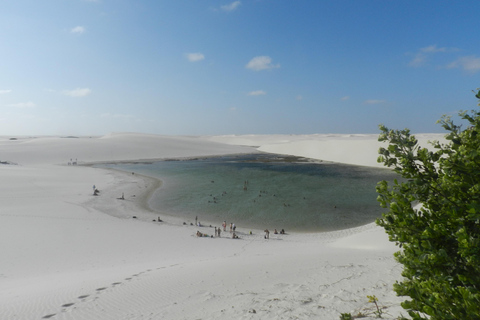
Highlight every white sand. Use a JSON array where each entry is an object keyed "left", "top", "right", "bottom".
[{"left": 0, "top": 133, "right": 445, "bottom": 320}]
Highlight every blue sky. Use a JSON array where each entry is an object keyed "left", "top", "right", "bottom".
[{"left": 1, "top": 0, "right": 480, "bottom": 136}]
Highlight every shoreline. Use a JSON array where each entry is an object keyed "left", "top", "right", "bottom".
[
  {"left": 88, "top": 158, "right": 389, "bottom": 237},
  {"left": 80, "top": 150, "right": 264, "bottom": 166},
  {"left": 88, "top": 152, "right": 391, "bottom": 233}
]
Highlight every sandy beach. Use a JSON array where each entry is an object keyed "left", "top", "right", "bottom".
[{"left": 0, "top": 133, "right": 445, "bottom": 319}]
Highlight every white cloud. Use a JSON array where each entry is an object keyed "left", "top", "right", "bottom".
[
  {"left": 447, "top": 56, "right": 480, "bottom": 73},
  {"left": 248, "top": 90, "right": 266, "bottom": 96},
  {"left": 340, "top": 96, "right": 350, "bottom": 101},
  {"left": 63, "top": 88, "right": 91, "bottom": 97},
  {"left": 246, "top": 56, "right": 280, "bottom": 71},
  {"left": 7, "top": 101, "right": 36, "bottom": 108},
  {"left": 296, "top": 95, "right": 303, "bottom": 101},
  {"left": 363, "top": 99, "right": 386, "bottom": 105},
  {"left": 0, "top": 89, "right": 12, "bottom": 95},
  {"left": 71, "top": 26, "right": 86, "bottom": 34},
  {"left": 408, "top": 45, "right": 458, "bottom": 67},
  {"left": 409, "top": 53, "right": 427, "bottom": 67},
  {"left": 221, "top": 1, "right": 241, "bottom": 12},
  {"left": 420, "top": 45, "right": 448, "bottom": 53},
  {"left": 185, "top": 53, "right": 205, "bottom": 62}
]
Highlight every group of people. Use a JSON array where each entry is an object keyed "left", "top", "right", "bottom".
[
  {"left": 196, "top": 226, "right": 238, "bottom": 239},
  {"left": 218, "top": 220, "right": 239, "bottom": 238},
  {"left": 194, "top": 218, "right": 240, "bottom": 239},
  {"left": 264, "top": 228, "right": 286, "bottom": 239},
  {"left": 195, "top": 217, "right": 285, "bottom": 240}
]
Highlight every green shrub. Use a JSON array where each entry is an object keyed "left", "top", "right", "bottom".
[
  {"left": 340, "top": 313, "right": 353, "bottom": 320},
  {"left": 367, "top": 295, "right": 383, "bottom": 318},
  {"left": 376, "top": 90, "right": 480, "bottom": 319}
]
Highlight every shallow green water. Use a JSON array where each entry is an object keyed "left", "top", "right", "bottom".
[{"left": 99, "top": 154, "right": 397, "bottom": 232}]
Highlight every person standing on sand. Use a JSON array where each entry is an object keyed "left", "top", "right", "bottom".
[
  {"left": 218, "top": 228, "right": 221, "bottom": 238},
  {"left": 230, "top": 223, "right": 233, "bottom": 232},
  {"left": 223, "top": 221, "right": 226, "bottom": 231},
  {"left": 215, "top": 227, "right": 217, "bottom": 237},
  {"left": 264, "top": 229, "right": 270, "bottom": 239}
]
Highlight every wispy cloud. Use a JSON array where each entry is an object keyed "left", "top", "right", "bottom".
[
  {"left": 340, "top": 96, "right": 349, "bottom": 101},
  {"left": 248, "top": 90, "right": 266, "bottom": 96},
  {"left": 100, "top": 113, "right": 136, "bottom": 120},
  {"left": 71, "top": 26, "right": 86, "bottom": 34},
  {"left": 63, "top": 88, "right": 91, "bottom": 97},
  {"left": 420, "top": 45, "right": 449, "bottom": 53},
  {"left": 408, "top": 45, "right": 480, "bottom": 73},
  {"left": 185, "top": 53, "right": 205, "bottom": 62},
  {"left": 246, "top": 56, "right": 280, "bottom": 71},
  {"left": 447, "top": 55, "right": 480, "bottom": 73},
  {"left": 408, "top": 45, "right": 458, "bottom": 67},
  {"left": 296, "top": 95, "right": 303, "bottom": 101},
  {"left": 7, "top": 101, "right": 36, "bottom": 108},
  {"left": 363, "top": 99, "right": 386, "bottom": 105},
  {"left": 0, "top": 89, "right": 12, "bottom": 95},
  {"left": 408, "top": 54, "right": 426, "bottom": 67},
  {"left": 221, "top": 1, "right": 241, "bottom": 12}
]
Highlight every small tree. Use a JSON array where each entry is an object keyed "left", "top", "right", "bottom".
[{"left": 376, "top": 91, "right": 480, "bottom": 320}]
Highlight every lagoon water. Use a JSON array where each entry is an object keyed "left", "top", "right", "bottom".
[{"left": 100, "top": 154, "right": 398, "bottom": 232}]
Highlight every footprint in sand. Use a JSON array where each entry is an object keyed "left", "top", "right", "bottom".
[
  {"left": 78, "top": 295, "right": 89, "bottom": 299},
  {"left": 61, "top": 303, "right": 75, "bottom": 308},
  {"left": 112, "top": 282, "right": 122, "bottom": 286},
  {"left": 96, "top": 287, "right": 107, "bottom": 292},
  {"left": 42, "top": 314, "right": 56, "bottom": 319}
]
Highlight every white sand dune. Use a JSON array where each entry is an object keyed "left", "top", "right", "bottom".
[{"left": 0, "top": 133, "right": 444, "bottom": 319}]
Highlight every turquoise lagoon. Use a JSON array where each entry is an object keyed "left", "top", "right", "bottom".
[{"left": 98, "top": 154, "right": 398, "bottom": 232}]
